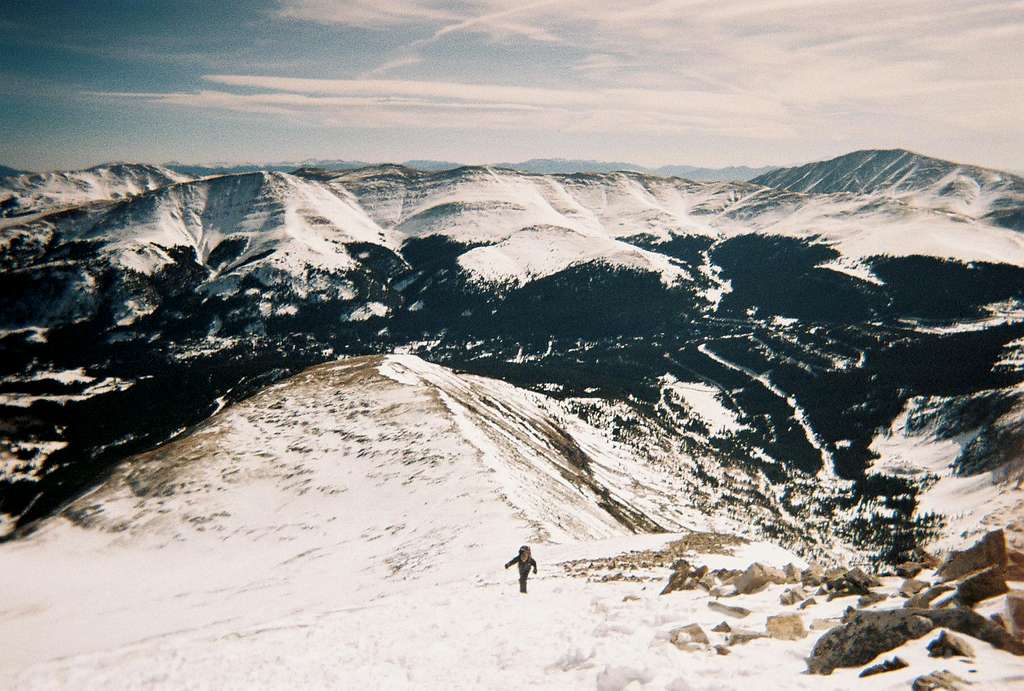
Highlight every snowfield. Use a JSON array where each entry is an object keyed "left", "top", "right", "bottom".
[{"left": 2, "top": 354, "right": 1022, "bottom": 689}]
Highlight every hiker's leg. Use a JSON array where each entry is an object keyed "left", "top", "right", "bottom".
[{"left": 520, "top": 576, "right": 527, "bottom": 594}]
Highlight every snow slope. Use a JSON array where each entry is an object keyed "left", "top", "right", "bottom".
[
  {"left": 6, "top": 353, "right": 1021, "bottom": 689},
  {"left": 752, "top": 149, "right": 1024, "bottom": 225},
  {"left": 0, "top": 163, "right": 193, "bottom": 217}
]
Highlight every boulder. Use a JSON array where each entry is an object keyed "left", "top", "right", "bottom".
[
  {"left": 714, "top": 644, "right": 730, "bottom": 656},
  {"left": 926, "top": 630, "right": 975, "bottom": 658},
  {"left": 711, "top": 621, "right": 731, "bottom": 633},
  {"left": 727, "top": 628, "right": 766, "bottom": 646},
  {"left": 810, "top": 617, "right": 838, "bottom": 630},
  {"left": 661, "top": 559, "right": 694, "bottom": 595},
  {"left": 915, "top": 607, "right": 1024, "bottom": 655},
  {"left": 698, "top": 573, "right": 717, "bottom": 592},
  {"left": 708, "top": 601, "right": 751, "bottom": 618},
  {"left": 912, "top": 546, "right": 941, "bottom": 569},
  {"left": 826, "top": 567, "right": 881, "bottom": 600},
  {"left": 670, "top": 623, "right": 710, "bottom": 651},
  {"left": 900, "top": 578, "right": 929, "bottom": 597},
  {"left": 800, "top": 564, "right": 825, "bottom": 587},
  {"left": 936, "top": 529, "right": 1007, "bottom": 582},
  {"left": 1007, "top": 549, "right": 1024, "bottom": 580},
  {"left": 766, "top": 614, "right": 806, "bottom": 640},
  {"left": 896, "top": 562, "right": 924, "bottom": 578},
  {"left": 807, "top": 609, "right": 934, "bottom": 674},
  {"left": 733, "top": 562, "right": 787, "bottom": 594},
  {"left": 912, "top": 670, "right": 970, "bottom": 690},
  {"left": 779, "top": 587, "right": 807, "bottom": 606},
  {"left": 858, "top": 592, "right": 887, "bottom": 608},
  {"left": 907, "top": 584, "right": 955, "bottom": 609},
  {"left": 956, "top": 565, "right": 1008, "bottom": 606},
  {"left": 1005, "top": 592, "right": 1024, "bottom": 638},
  {"left": 783, "top": 563, "right": 802, "bottom": 583},
  {"left": 858, "top": 655, "right": 909, "bottom": 678},
  {"left": 799, "top": 597, "right": 818, "bottom": 610}
]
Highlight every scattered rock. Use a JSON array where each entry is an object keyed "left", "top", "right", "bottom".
[
  {"left": 912, "top": 546, "right": 941, "bottom": 569},
  {"left": 670, "top": 623, "right": 710, "bottom": 651},
  {"left": 907, "top": 585, "right": 955, "bottom": 609},
  {"left": 766, "top": 614, "right": 806, "bottom": 640},
  {"left": 661, "top": 559, "right": 694, "bottom": 595},
  {"left": 956, "top": 566, "right": 1008, "bottom": 607},
  {"left": 783, "top": 563, "right": 802, "bottom": 583},
  {"left": 858, "top": 592, "right": 887, "bottom": 608},
  {"left": 936, "top": 529, "right": 1007, "bottom": 583},
  {"left": 780, "top": 586, "right": 807, "bottom": 606},
  {"left": 801, "top": 564, "right": 825, "bottom": 587},
  {"left": 714, "top": 644, "right": 731, "bottom": 656},
  {"left": 807, "top": 609, "right": 934, "bottom": 674},
  {"left": 896, "top": 562, "right": 924, "bottom": 578},
  {"left": 622, "top": 594, "right": 641, "bottom": 602},
  {"left": 901, "top": 578, "right": 929, "bottom": 597},
  {"left": 711, "top": 621, "right": 731, "bottom": 633},
  {"left": 733, "top": 562, "right": 787, "bottom": 594},
  {"left": 708, "top": 601, "right": 751, "bottom": 618},
  {"left": 799, "top": 597, "right": 818, "bottom": 610},
  {"left": 859, "top": 656, "right": 909, "bottom": 678},
  {"left": 1004, "top": 592, "right": 1024, "bottom": 639},
  {"left": 697, "top": 574, "right": 717, "bottom": 592},
  {"left": 826, "top": 567, "right": 881, "bottom": 600},
  {"left": 927, "top": 630, "right": 975, "bottom": 658},
  {"left": 727, "top": 628, "right": 766, "bottom": 646},
  {"left": 912, "top": 670, "right": 971, "bottom": 690}
]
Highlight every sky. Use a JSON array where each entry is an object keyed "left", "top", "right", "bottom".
[{"left": 2, "top": 0, "right": 1022, "bottom": 171}]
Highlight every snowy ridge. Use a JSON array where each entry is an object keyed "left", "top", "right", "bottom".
[
  {"left": 752, "top": 149, "right": 1024, "bottom": 226},
  {"left": 3, "top": 349, "right": 1022, "bottom": 690},
  {"left": 0, "top": 163, "right": 193, "bottom": 217}
]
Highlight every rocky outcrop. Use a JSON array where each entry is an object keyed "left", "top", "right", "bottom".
[
  {"left": 936, "top": 529, "right": 1007, "bottom": 582},
  {"left": 807, "top": 609, "right": 934, "bottom": 674},
  {"left": 807, "top": 605, "right": 1024, "bottom": 674}
]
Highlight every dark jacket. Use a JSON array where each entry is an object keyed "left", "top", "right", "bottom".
[{"left": 505, "top": 554, "right": 538, "bottom": 578}]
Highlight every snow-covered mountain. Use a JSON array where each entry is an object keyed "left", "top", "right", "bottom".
[
  {"left": 0, "top": 163, "right": 194, "bottom": 218},
  {"left": 3, "top": 354, "right": 1022, "bottom": 689},
  {"left": 752, "top": 149, "right": 1024, "bottom": 229},
  {"left": 2, "top": 150, "right": 1023, "bottom": 570}
]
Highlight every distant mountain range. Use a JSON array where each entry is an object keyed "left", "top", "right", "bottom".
[
  {"left": 1, "top": 159, "right": 776, "bottom": 182},
  {"left": 3, "top": 148, "right": 1023, "bottom": 566}
]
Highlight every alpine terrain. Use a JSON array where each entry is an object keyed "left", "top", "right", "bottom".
[{"left": 2, "top": 149, "right": 1023, "bottom": 689}]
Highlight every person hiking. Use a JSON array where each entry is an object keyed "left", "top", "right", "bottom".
[{"left": 505, "top": 545, "right": 538, "bottom": 594}]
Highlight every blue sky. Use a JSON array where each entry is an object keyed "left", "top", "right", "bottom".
[{"left": 2, "top": 0, "right": 1022, "bottom": 171}]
